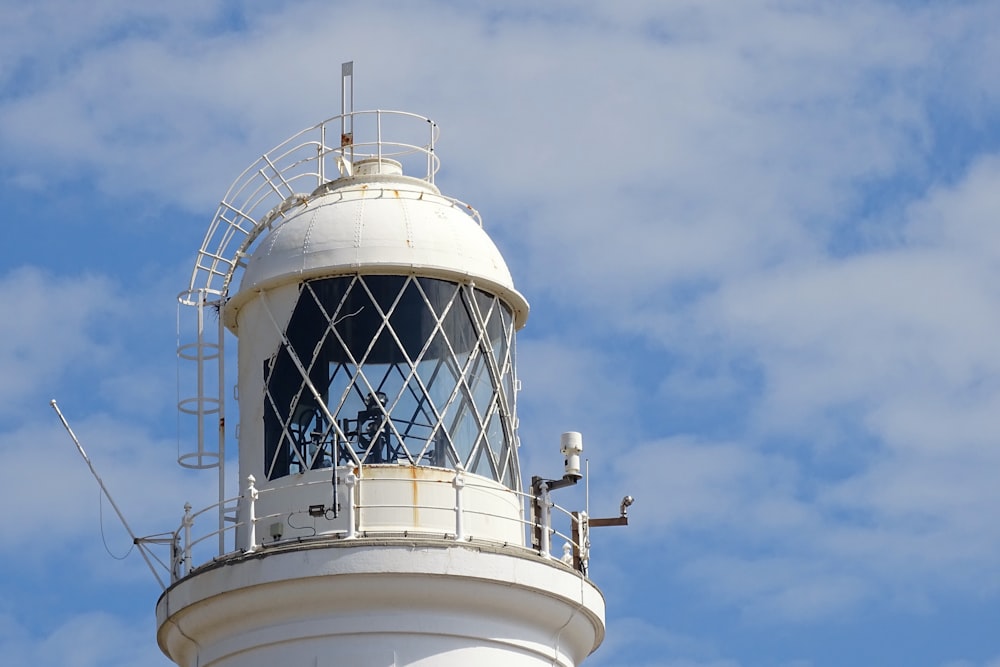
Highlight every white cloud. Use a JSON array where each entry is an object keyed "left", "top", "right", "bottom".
[
  {"left": 0, "top": 411, "right": 217, "bottom": 557},
  {"left": 0, "top": 268, "right": 120, "bottom": 412}
]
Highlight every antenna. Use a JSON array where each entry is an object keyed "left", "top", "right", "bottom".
[
  {"left": 341, "top": 61, "right": 354, "bottom": 162},
  {"left": 51, "top": 399, "right": 170, "bottom": 588}
]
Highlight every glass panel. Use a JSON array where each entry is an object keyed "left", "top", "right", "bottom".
[{"left": 262, "top": 275, "right": 519, "bottom": 488}]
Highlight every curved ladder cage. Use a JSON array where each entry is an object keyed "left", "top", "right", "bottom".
[{"left": 180, "top": 109, "right": 443, "bottom": 308}]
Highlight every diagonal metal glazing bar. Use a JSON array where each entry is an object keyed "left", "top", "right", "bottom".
[
  {"left": 463, "top": 288, "right": 516, "bottom": 450},
  {"left": 396, "top": 359, "right": 449, "bottom": 461},
  {"left": 354, "top": 276, "right": 471, "bottom": 465},
  {"left": 261, "top": 283, "right": 341, "bottom": 473},
  {"left": 444, "top": 354, "right": 496, "bottom": 474},
  {"left": 403, "top": 279, "right": 489, "bottom": 465},
  {"left": 257, "top": 290, "right": 362, "bottom": 466},
  {"left": 297, "top": 281, "right": 364, "bottom": 469},
  {"left": 410, "top": 288, "right": 488, "bottom": 450},
  {"left": 411, "top": 280, "right": 498, "bottom": 470},
  {"left": 474, "top": 293, "right": 520, "bottom": 482},
  {"left": 295, "top": 277, "right": 373, "bottom": 466},
  {"left": 286, "top": 279, "right": 368, "bottom": 467},
  {"left": 375, "top": 328, "right": 457, "bottom": 465},
  {"left": 396, "top": 369, "right": 441, "bottom": 457},
  {"left": 450, "top": 289, "right": 506, "bottom": 452},
  {"left": 261, "top": 373, "right": 302, "bottom": 478},
  {"left": 309, "top": 276, "right": 409, "bottom": 463},
  {"left": 349, "top": 275, "right": 452, "bottom": 463}
]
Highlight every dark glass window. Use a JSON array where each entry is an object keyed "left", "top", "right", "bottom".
[{"left": 262, "top": 275, "right": 518, "bottom": 487}]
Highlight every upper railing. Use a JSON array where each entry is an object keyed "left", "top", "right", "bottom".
[
  {"left": 135, "top": 469, "right": 594, "bottom": 590},
  {"left": 180, "top": 109, "right": 486, "bottom": 309}
]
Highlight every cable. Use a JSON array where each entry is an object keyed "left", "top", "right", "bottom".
[{"left": 99, "top": 488, "right": 134, "bottom": 561}]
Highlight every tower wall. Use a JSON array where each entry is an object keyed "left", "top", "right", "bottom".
[{"left": 157, "top": 543, "right": 605, "bottom": 667}]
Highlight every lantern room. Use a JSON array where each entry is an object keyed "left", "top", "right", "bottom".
[{"left": 193, "top": 112, "right": 530, "bottom": 545}]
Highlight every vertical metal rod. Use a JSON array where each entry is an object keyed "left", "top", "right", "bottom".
[
  {"left": 217, "top": 299, "right": 226, "bottom": 555},
  {"left": 319, "top": 123, "right": 326, "bottom": 185},
  {"left": 196, "top": 292, "right": 206, "bottom": 460},
  {"left": 453, "top": 471, "right": 466, "bottom": 541},
  {"left": 341, "top": 61, "right": 354, "bottom": 164},
  {"left": 345, "top": 470, "right": 358, "bottom": 539},
  {"left": 539, "top": 481, "right": 551, "bottom": 559},
  {"left": 428, "top": 120, "right": 435, "bottom": 183},
  {"left": 182, "top": 502, "right": 193, "bottom": 576},
  {"left": 246, "top": 475, "right": 258, "bottom": 552}
]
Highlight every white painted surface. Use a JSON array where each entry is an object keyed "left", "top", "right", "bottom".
[
  {"left": 158, "top": 543, "right": 605, "bottom": 667},
  {"left": 223, "top": 170, "right": 529, "bottom": 333}
]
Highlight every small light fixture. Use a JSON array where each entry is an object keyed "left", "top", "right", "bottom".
[{"left": 308, "top": 504, "right": 325, "bottom": 517}]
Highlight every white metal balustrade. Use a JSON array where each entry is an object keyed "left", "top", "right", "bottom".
[{"left": 136, "top": 471, "right": 593, "bottom": 589}]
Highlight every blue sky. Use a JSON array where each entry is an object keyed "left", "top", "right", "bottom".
[{"left": 2, "top": 1, "right": 1000, "bottom": 665}]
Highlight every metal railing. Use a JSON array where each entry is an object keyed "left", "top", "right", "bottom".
[
  {"left": 182, "top": 108, "right": 484, "bottom": 307},
  {"left": 137, "top": 470, "right": 592, "bottom": 590}
]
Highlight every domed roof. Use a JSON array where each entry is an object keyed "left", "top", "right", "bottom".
[{"left": 224, "top": 164, "right": 529, "bottom": 331}]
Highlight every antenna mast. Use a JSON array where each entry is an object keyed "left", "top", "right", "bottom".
[
  {"left": 51, "top": 399, "right": 170, "bottom": 588},
  {"left": 341, "top": 61, "right": 354, "bottom": 163}
]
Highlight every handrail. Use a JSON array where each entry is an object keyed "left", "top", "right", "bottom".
[
  {"left": 148, "top": 470, "right": 592, "bottom": 590},
  {"left": 182, "top": 108, "right": 475, "bottom": 306}
]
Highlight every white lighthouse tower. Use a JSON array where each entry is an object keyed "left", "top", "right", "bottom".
[{"left": 156, "top": 65, "right": 613, "bottom": 667}]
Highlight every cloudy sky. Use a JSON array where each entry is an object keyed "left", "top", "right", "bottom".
[{"left": 2, "top": 1, "right": 1000, "bottom": 665}]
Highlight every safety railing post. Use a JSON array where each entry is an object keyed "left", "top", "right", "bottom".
[
  {"left": 452, "top": 471, "right": 466, "bottom": 541},
  {"left": 246, "top": 475, "right": 258, "bottom": 552},
  {"left": 182, "top": 502, "right": 193, "bottom": 576},
  {"left": 344, "top": 470, "right": 358, "bottom": 539},
  {"left": 376, "top": 110, "right": 383, "bottom": 166}
]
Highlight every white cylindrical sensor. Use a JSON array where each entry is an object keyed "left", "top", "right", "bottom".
[{"left": 561, "top": 431, "right": 583, "bottom": 478}]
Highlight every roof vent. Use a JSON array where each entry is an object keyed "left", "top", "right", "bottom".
[{"left": 353, "top": 157, "right": 403, "bottom": 176}]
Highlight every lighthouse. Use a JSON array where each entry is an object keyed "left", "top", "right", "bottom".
[{"left": 157, "top": 65, "right": 610, "bottom": 667}]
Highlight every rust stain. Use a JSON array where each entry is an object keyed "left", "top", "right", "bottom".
[{"left": 410, "top": 464, "right": 420, "bottom": 526}]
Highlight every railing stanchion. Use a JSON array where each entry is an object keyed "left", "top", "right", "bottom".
[
  {"left": 345, "top": 470, "right": 358, "bottom": 539},
  {"left": 182, "top": 502, "right": 194, "bottom": 576},
  {"left": 246, "top": 475, "right": 258, "bottom": 552},
  {"left": 453, "top": 470, "right": 466, "bottom": 541}
]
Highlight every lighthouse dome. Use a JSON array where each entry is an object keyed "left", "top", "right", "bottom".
[{"left": 224, "top": 159, "right": 529, "bottom": 332}]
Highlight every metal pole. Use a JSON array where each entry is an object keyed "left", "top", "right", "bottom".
[
  {"left": 217, "top": 300, "right": 226, "bottom": 556},
  {"left": 51, "top": 399, "right": 166, "bottom": 588},
  {"left": 246, "top": 475, "right": 258, "bottom": 552},
  {"left": 182, "top": 502, "right": 193, "bottom": 576},
  {"left": 539, "top": 481, "right": 551, "bottom": 559},
  {"left": 52, "top": 400, "right": 139, "bottom": 540},
  {"left": 345, "top": 470, "right": 358, "bottom": 539},
  {"left": 453, "top": 471, "right": 466, "bottom": 541}
]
